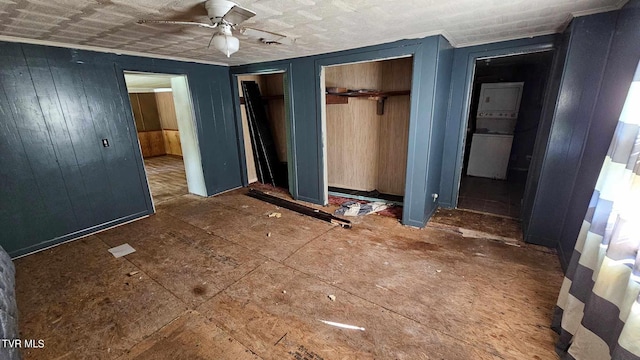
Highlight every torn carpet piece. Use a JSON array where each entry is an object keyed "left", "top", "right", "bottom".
[{"left": 335, "top": 201, "right": 389, "bottom": 216}]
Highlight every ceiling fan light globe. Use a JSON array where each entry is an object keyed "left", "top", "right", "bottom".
[{"left": 212, "top": 33, "right": 239, "bottom": 57}]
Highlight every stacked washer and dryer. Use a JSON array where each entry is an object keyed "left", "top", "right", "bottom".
[{"left": 466, "top": 82, "right": 524, "bottom": 180}]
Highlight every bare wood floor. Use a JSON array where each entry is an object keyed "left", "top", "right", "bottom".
[
  {"left": 15, "top": 189, "right": 562, "bottom": 359},
  {"left": 143, "top": 156, "right": 188, "bottom": 204}
]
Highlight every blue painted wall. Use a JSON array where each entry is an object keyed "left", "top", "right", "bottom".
[
  {"left": 422, "top": 37, "right": 453, "bottom": 223},
  {"left": 523, "top": 13, "right": 618, "bottom": 249},
  {"left": 521, "top": 32, "right": 571, "bottom": 236},
  {"left": 5, "top": 3, "right": 634, "bottom": 260},
  {"left": 231, "top": 36, "right": 454, "bottom": 227},
  {"left": 0, "top": 42, "right": 238, "bottom": 257},
  {"left": 554, "top": 1, "right": 640, "bottom": 269}
]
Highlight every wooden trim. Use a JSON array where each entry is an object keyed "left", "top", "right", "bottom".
[
  {"left": 239, "top": 90, "right": 370, "bottom": 105},
  {"left": 325, "top": 90, "right": 410, "bottom": 114},
  {"left": 332, "top": 89, "right": 411, "bottom": 98},
  {"left": 10, "top": 211, "right": 150, "bottom": 259},
  {"left": 326, "top": 94, "right": 349, "bottom": 104},
  {"left": 137, "top": 128, "right": 179, "bottom": 132},
  {"left": 247, "top": 189, "right": 351, "bottom": 228}
]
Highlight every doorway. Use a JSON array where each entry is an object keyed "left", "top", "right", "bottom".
[
  {"left": 320, "top": 56, "right": 413, "bottom": 217},
  {"left": 123, "top": 72, "right": 206, "bottom": 206},
  {"left": 236, "top": 72, "right": 292, "bottom": 195},
  {"left": 457, "top": 51, "right": 554, "bottom": 218}
]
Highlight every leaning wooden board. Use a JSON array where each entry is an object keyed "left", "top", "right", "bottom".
[{"left": 246, "top": 189, "right": 352, "bottom": 228}]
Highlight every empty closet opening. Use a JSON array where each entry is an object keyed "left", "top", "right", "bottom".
[
  {"left": 457, "top": 51, "right": 553, "bottom": 218},
  {"left": 237, "top": 72, "right": 290, "bottom": 194},
  {"left": 322, "top": 56, "right": 413, "bottom": 213},
  {"left": 124, "top": 72, "right": 206, "bottom": 206}
]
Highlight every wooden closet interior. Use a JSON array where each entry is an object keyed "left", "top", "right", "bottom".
[
  {"left": 237, "top": 73, "right": 288, "bottom": 187},
  {"left": 324, "top": 56, "right": 413, "bottom": 202}
]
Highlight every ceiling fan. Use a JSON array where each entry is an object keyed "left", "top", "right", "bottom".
[{"left": 137, "top": 0, "right": 295, "bottom": 58}]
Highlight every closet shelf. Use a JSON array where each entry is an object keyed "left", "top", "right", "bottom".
[
  {"left": 238, "top": 89, "right": 411, "bottom": 114},
  {"left": 326, "top": 89, "right": 410, "bottom": 115}
]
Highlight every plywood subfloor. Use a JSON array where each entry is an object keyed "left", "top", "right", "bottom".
[
  {"left": 143, "top": 155, "right": 187, "bottom": 204},
  {"left": 14, "top": 189, "right": 562, "bottom": 359},
  {"left": 429, "top": 207, "right": 523, "bottom": 242}
]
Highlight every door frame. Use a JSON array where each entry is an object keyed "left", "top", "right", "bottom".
[
  {"left": 230, "top": 66, "right": 298, "bottom": 198},
  {"left": 314, "top": 46, "right": 424, "bottom": 226},
  {"left": 450, "top": 44, "right": 556, "bottom": 210},
  {"left": 116, "top": 67, "right": 204, "bottom": 213},
  {"left": 317, "top": 55, "right": 414, "bottom": 203}
]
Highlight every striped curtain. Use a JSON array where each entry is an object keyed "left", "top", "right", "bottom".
[{"left": 552, "top": 65, "right": 640, "bottom": 359}]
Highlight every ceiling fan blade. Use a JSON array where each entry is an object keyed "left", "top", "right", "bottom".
[
  {"left": 137, "top": 20, "right": 218, "bottom": 30},
  {"left": 239, "top": 26, "right": 295, "bottom": 45},
  {"left": 222, "top": 5, "right": 256, "bottom": 25}
]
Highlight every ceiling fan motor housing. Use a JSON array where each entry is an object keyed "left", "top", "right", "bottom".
[{"left": 205, "top": 0, "right": 236, "bottom": 21}]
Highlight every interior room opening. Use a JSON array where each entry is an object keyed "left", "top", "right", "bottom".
[
  {"left": 236, "top": 72, "right": 291, "bottom": 195},
  {"left": 123, "top": 72, "right": 206, "bottom": 207},
  {"left": 457, "top": 51, "right": 554, "bottom": 218},
  {"left": 320, "top": 56, "right": 413, "bottom": 219}
]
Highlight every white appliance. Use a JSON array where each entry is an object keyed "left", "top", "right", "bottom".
[
  {"left": 467, "top": 82, "right": 524, "bottom": 180},
  {"left": 467, "top": 134, "right": 514, "bottom": 179}
]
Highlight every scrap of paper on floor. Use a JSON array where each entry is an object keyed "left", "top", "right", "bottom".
[{"left": 108, "top": 243, "right": 136, "bottom": 258}]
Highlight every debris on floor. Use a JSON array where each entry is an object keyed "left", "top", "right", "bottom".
[
  {"left": 127, "top": 271, "right": 140, "bottom": 277},
  {"left": 267, "top": 232, "right": 272, "bottom": 237},
  {"left": 328, "top": 294, "right": 336, "bottom": 301},
  {"left": 108, "top": 243, "right": 136, "bottom": 258},
  {"left": 274, "top": 332, "right": 288, "bottom": 346},
  {"left": 334, "top": 201, "right": 388, "bottom": 217},
  {"left": 429, "top": 208, "right": 523, "bottom": 243},
  {"left": 247, "top": 189, "right": 352, "bottom": 228},
  {"left": 329, "top": 195, "right": 403, "bottom": 219},
  {"left": 458, "top": 228, "right": 521, "bottom": 247},
  {"left": 319, "top": 319, "right": 365, "bottom": 331},
  {"left": 268, "top": 212, "right": 282, "bottom": 218}
]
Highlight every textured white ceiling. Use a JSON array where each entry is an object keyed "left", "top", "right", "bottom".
[{"left": 0, "top": 0, "right": 628, "bottom": 66}]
